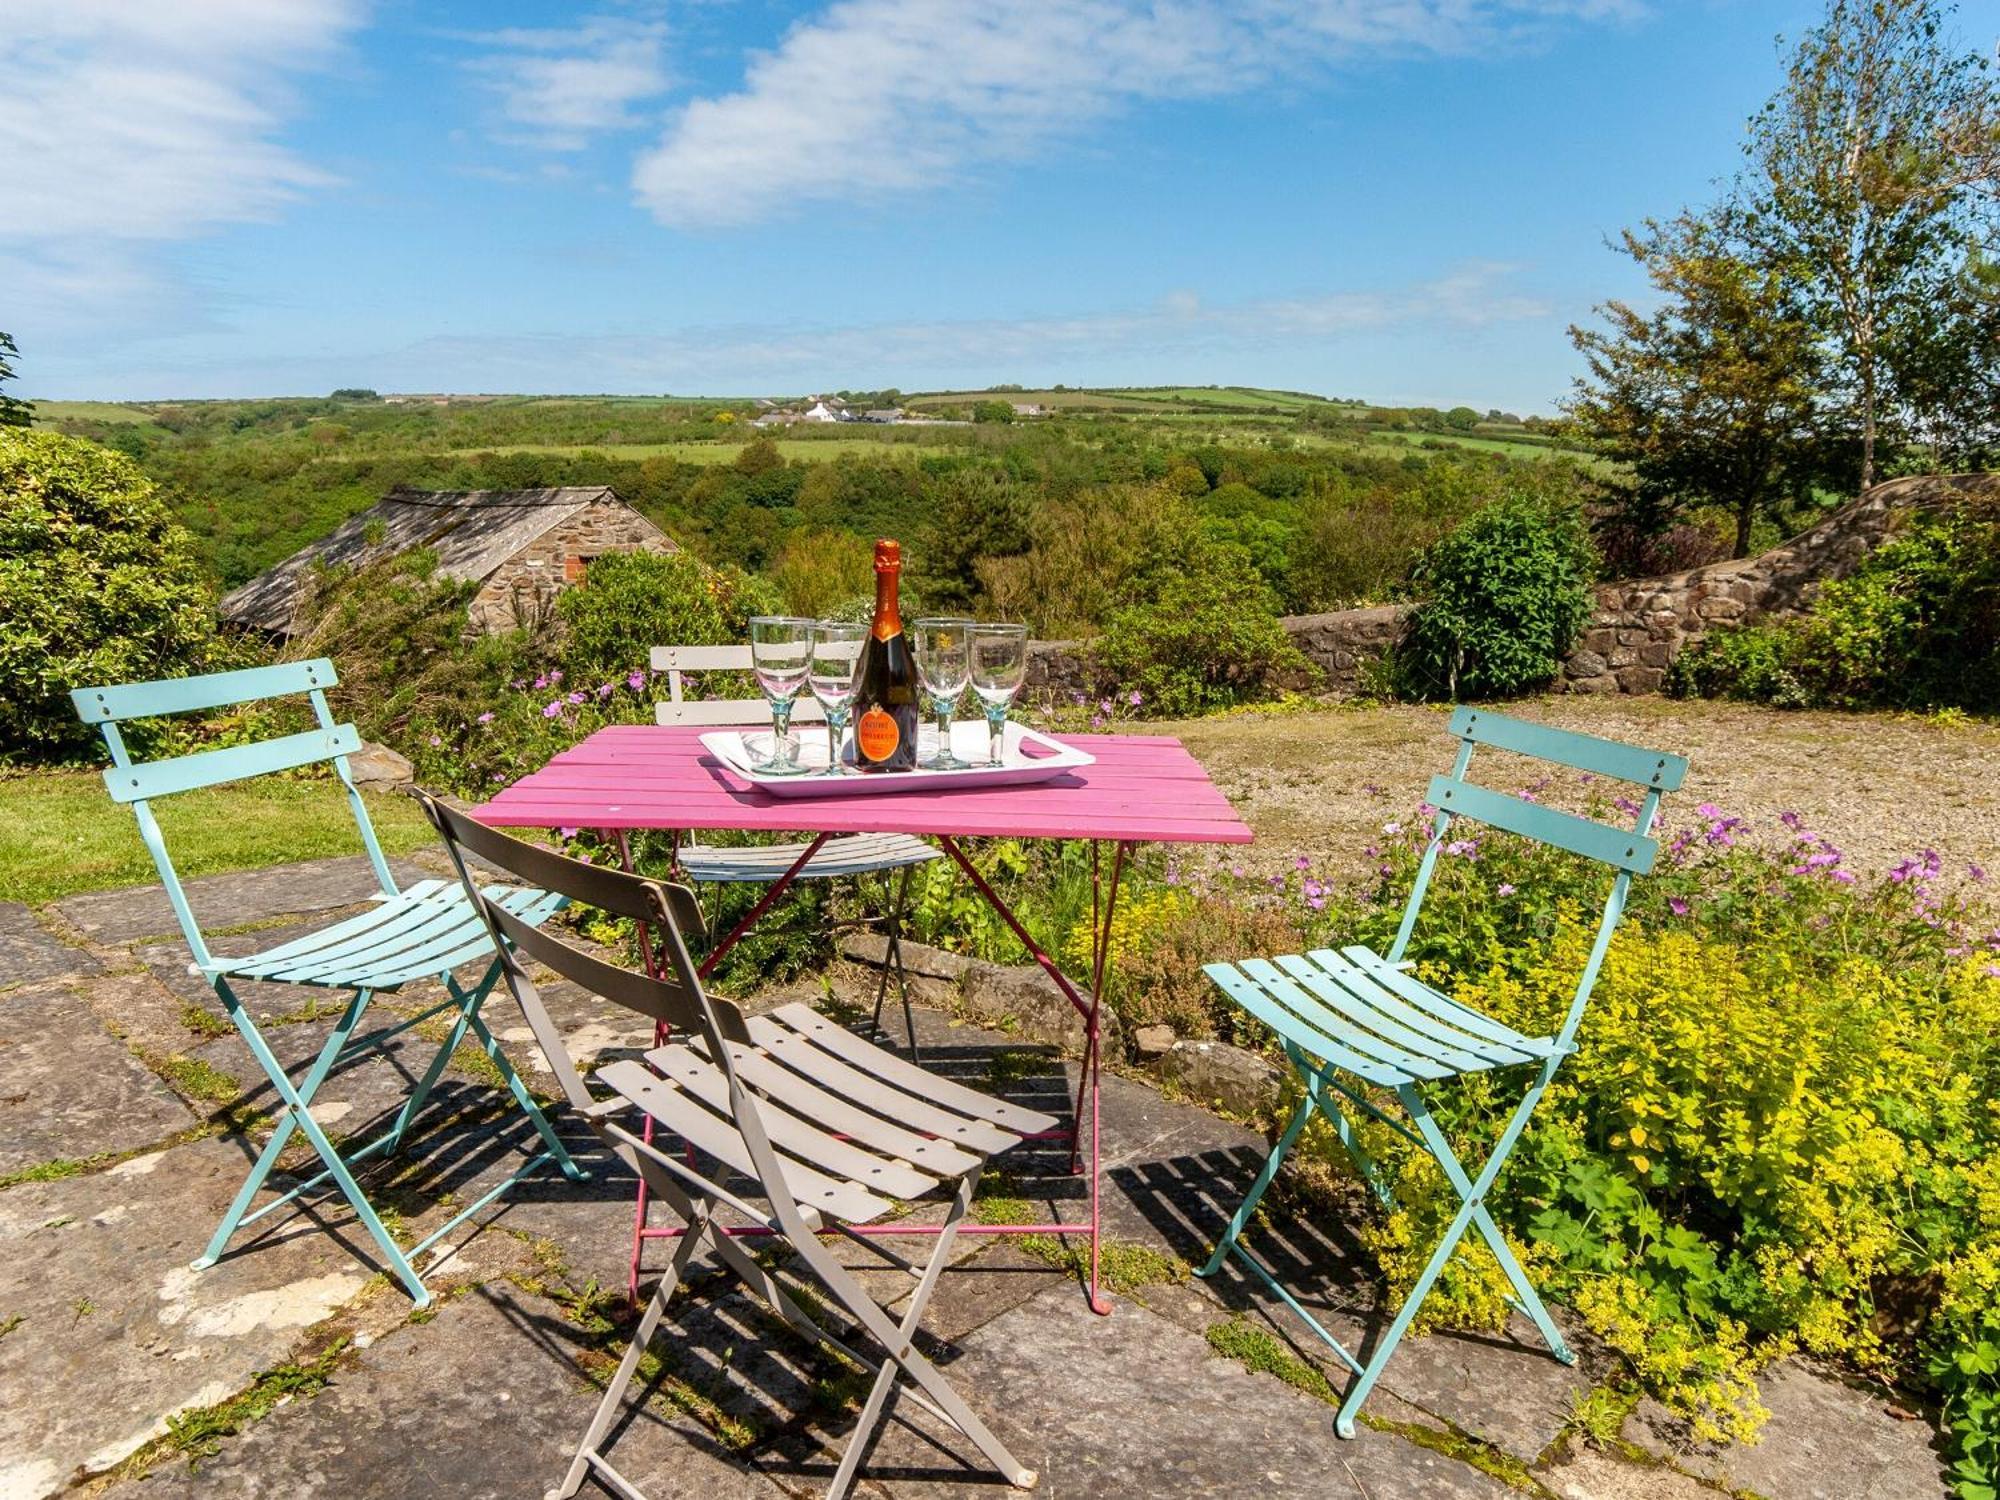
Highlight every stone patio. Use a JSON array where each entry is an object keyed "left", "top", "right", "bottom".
[{"left": 0, "top": 855, "right": 1954, "bottom": 1499}]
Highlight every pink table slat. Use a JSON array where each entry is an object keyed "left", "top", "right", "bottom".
[{"left": 474, "top": 725, "right": 1254, "bottom": 845}]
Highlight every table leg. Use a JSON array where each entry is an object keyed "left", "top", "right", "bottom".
[{"left": 937, "top": 836, "right": 1132, "bottom": 1316}]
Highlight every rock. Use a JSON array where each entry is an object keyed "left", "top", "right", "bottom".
[
  {"left": 960, "top": 959, "right": 1120, "bottom": 1058},
  {"left": 839, "top": 932, "right": 972, "bottom": 982},
  {"left": 1161, "top": 1038, "right": 1280, "bottom": 1118},
  {"left": 1567, "top": 650, "right": 1609, "bottom": 679},
  {"left": 1133, "top": 1023, "right": 1176, "bottom": 1061},
  {"left": 346, "top": 742, "right": 412, "bottom": 789}
]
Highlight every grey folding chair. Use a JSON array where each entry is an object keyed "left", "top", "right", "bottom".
[
  {"left": 652, "top": 643, "right": 939, "bottom": 1055},
  {"left": 421, "top": 792, "right": 1054, "bottom": 1500}
]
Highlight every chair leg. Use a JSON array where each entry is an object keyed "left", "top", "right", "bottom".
[
  {"left": 454, "top": 971, "right": 587, "bottom": 1181},
  {"left": 553, "top": 1201, "right": 717, "bottom": 1500},
  {"left": 196, "top": 981, "right": 373, "bottom": 1267},
  {"left": 1333, "top": 1083, "right": 1564, "bottom": 1438},
  {"left": 1199, "top": 1089, "right": 1314, "bottom": 1277},
  {"left": 787, "top": 1171, "right": 1037, "bottom": 1494},
  {"left": 871, "top": 865, "right": 919, "bottom": 1060}
]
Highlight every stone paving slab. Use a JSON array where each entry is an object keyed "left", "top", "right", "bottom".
[
  {"left": 839, "top": 1282, "right": 1515, "bottom": 1499},
  {"left": 1632, "top": 1359, "right": 1950, "bottom": 1499},
  {"left": 0, "top": 1136, "right": 382, "bottom": 1495},
  {"left": 1548, "top": 1449, "right": 1726, "bottom": 1500},
  {"left": 0, "top": 903, "right": 99, "bottom": 988},
  {"left": 54, "top": 854, "right": 436, "bottom": 946},
  {"left": 0, "top": 981, "right": 195, "bottom": 1174},
  {"left": 108, "top": 1282, "right": 782, "bottom": 1500}
]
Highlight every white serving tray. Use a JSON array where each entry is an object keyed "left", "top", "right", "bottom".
[{"left": 700, "top": 720, "right": 1094, "bottom": 798}]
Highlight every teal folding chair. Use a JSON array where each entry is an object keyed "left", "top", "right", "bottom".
[
  {"left": 1199, "top": 706, "right": 1687, "bottom": 1436},
  {"left": 73, "top": 659, "right": 584, "bottom": 1306}
]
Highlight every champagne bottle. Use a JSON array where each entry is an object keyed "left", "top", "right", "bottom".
[{"left": 852, "top": 539, "right": 920, "bottom": 772}]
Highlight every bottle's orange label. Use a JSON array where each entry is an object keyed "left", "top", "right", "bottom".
[{"left": 856, "top": 707, "right": 900, "bottom": 762}]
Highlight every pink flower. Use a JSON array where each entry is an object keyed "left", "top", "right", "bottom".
[
  {"left": 532, "top": 675, "right": 548, "bottom": 690},
  {"left": 1497, "top": 883, "right": 1516, "bottom": 897},
  {"left": 1128, "top": 690, "right": 1143, "bottom": 706},
  {"left": 1307, "top": 896, "right": 1326, "bottom": 911},
  {"left": 550, "top": 670, "right": 564, "bottom": 683},
  {"left": 597, "top": 683, "right": 615, "bottom": 700},
  {"left": 543, "top": 702, "right": 562, "bottom": 719},
  {"left": 627, "top": 671, "right": 646, "bottom": 691},
  {"left": 476, "top": 711, "right": 494, "bottom": 725},
  {"left": 567, "top": 690, "right": 587, "bottom": 705},
  {"left": 428, "top": 734, "right": 441, "bottom": 747},
  {"left": 557, "top": 826, "right": 578, "bottom": 839},
  {"left": 1779, "top": 810, "right": 1804, "bottom": 831},
  {"left": 1090, "top": 714, "right": 1105, "bottom": 729},
  {"left": 1668, "top": 897, "right": 1691, "bottom": 917}
]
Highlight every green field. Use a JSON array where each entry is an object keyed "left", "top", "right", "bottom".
[
  {"left": 437, "top": 436, "right": 940, "bottom": 463},
  {"left": 31, "top": 400, "right": 161, "bottom": 424},
  {"left": 0, "top": 770, "right": 436, "bottom": 905}
]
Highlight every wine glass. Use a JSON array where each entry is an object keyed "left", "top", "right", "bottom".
[
  {"left": 747, "top": 616, "right": 813, "bottom": 771},
  {"left": 807, "top": 620, "right": 865, "bottom": 774},
  {"left": 968, "top": 623, "right": 1029, "bottom": 767},
  {"left": 912, "top": 617, "right": 974, "bottom": 770}
]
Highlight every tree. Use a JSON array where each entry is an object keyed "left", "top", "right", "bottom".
[
  {"left": 1568, "top": 212, "right": 1831, "bottom": 557},
  {"left": 0, "top": 333, "right": 32, "bottom": 427},
  {"left": 1743, "top": 0, "right": 2000, "bottom": 487},
  {"left": 1444, "top": 406, "right": 1482, "bottom": 431},
  {"left": 971, "top": 399, "right": 1016, "bottom": 425},
  {"left": 0, "top": 430, "right": 227, "bottom": 761}
]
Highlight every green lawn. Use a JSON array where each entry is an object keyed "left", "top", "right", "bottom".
[
  {"left": 31, "top": 400, "right": 160, "bottom": 425},
  {"left": 0, "top": 770, "right": 437, "bottom": 906}
]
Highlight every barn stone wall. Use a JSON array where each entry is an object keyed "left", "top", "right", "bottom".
[
  {"left": 1022, "top": 473, "right": 1995, "bottom": 702},
  {"left": 467, "top": 500, "right": 678, "bottom": 634}
]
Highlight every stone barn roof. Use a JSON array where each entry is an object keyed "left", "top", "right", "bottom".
[{"left": 218, "top": 486, "right": 644, "bottom": 634}]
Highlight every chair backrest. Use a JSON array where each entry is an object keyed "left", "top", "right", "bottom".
[
  {"left": 650, "top": 643, "right": 824, "bottom": 726},
  {"left": 1392, "top": 707, "right": 1689, "bottom": 1045},
  {"left": 418, "top": 792, "right": 816, "bottom": 1216},
  {"left": 71, "top": 659, "right": 393, "bottom": 968}
]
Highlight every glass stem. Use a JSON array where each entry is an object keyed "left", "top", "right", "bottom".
[
  {"left": 935, "top": 705, "right": 953, "bottom": 759},
  {"left": 986, "top": 707, "right": 1006, "bottom": 766},
  {"left": 772, "top": 700, "right": 794, "bottom": 764}
]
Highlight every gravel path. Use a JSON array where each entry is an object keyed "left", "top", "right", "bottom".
[{"left": 1171, "top": 696, "right": 2000, "bottom": 882}]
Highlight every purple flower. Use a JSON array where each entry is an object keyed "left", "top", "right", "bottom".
[
  {"left": 1445, "top": 839, "right": 1480, "bottom": 859},
  {"left": 1497, "top": 883, "right": 1516, "bottom": 897},
  {"left": 1128, "top": 690, "right": 1143, "bottom": 706},
  {"left": 543, "top": 702, "right": 562, "bottom": 719},
  {"left": 1517, "top": 790, "right": 1539, "bottom": 803},
  {"left": 476, "top": 711, "right": 494, "bottom": 724},
  {"left": 1779, "top": 811, "right": 1804, "bottom": 831},
  {"left": 550, "top": 670, "right": 564, "bottom": 683},
  {"left": 597, "top": 683, "right": 615, "bottom": 700},
  {"left": 1294, "top": 855, "right": 1311, "bottom": 872},
  {"left": 1099, "top": 698, "right": 1115, "bottom": 715},
  {"left": 1231, "top": 865, "right": 1244, "bottom": 879},
  {"left": 1972, "top": 864, "right": 1988, "bottom": 883},
  {"left": 1985, "top": 963, "right": 2000, "bottom": 979},
  {"left": 627, "top": 670, "right": 646, "bottom": 691},
  {"left": 1696, "top": 802, "right": 1722, "bottom": 819},
  {"left": 567, "top": 690, "right": 587, "bottom": 705},
  {"left": 1090, "top": 714, "right": 1105, "bottom": 729},
  {"left": 557, "top": 825, "right": 578, "bottom": 839},
  {"left": 1382, "top": 821, "right": 1402, "bottom": 836},
  {"left": 1307, "top": 896, "right": 1326, "bottom": 911},
  {"left": 1831, "top": 870, "right": 1857, "bottom": 883},
  {"left": 1668, "top": 897, "right": 1691, "bottom": 917},
  {"left": 532, "top": 674, "right": 549, "bottom": 690},
  {"left": 1612, "top": 796, "right": 1641, "bottom": 816},
  {"left": 1303, "top": 879, "right": 1324, "bottom": 900},
  {"left": 428, "top": 734, "right": 441, "bottom": 747}
]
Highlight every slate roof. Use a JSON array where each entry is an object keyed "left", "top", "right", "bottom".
[{"left": 218, "top": 486, "right": 623, "bottom": 634}]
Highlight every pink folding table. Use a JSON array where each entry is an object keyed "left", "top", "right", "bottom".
[{"left": 474, "top": 723, "right": 1252, "bottom": 1313}]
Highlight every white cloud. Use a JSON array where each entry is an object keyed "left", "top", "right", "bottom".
[
  {"left": 632, "top": 0, "right": 1643, "bottom": 227},
  {"left": 464, "top": 14, "right": 673, "bottom": 152},
  {"left": 0, "top": 0, "right": 361, "bottom": 328},
  {"left": 381, "top": 262, "right": 1554, "bottom": 387}
]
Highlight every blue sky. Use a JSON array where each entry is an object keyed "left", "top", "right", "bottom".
[{"left": 7, "top": 1, "right": 1993, "bottom": 410}]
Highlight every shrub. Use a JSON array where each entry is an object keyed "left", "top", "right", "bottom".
[
  {"left": 1673, "top": 496, "right": 2000, "bottom": 713},
  {"left": 1397, "top": 492, "right": 1598, "bottom": 700},
  {"left": 0, "top": 429, "right": 232, "bottom": 762},
  {"left": 1095, "top": 543, "right": 1315, "bottom": 717},
  {"left": 556, "top": 549, "right": 775, "bottom": 685}
]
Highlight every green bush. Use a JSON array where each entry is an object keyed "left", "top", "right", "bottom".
[
  {"left": 1094, "top": 542, "right": 1315, "bottom": 717},
  {"left": 0, "top": 429, "right": 233, "bottom": 762},
  {"left": 556, "top": 549, "right": 775, "bottom": 685},
  {"left": 1673, "top": 497, "right": 2000, "bottom": 712},
  {"left": 1397, "top": 492, "right": 1598, "bottom": 700}
]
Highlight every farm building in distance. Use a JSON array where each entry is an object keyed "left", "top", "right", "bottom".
[{"left": 218, "top": 486, "right": 678, "bottom": 636}]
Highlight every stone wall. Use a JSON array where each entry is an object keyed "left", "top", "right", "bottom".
[
  {"left": 468, "top": 500, "right": 678, "bottom": 634},
  {"left": 1022, "top": 473, "right": 1996, "bottom": 702}
]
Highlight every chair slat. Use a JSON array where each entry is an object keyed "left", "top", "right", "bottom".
[
  {"left": 1241, "top": 958, "right": 1473, "bottom": 1075},
  {"left": 741, "top": 1017, "right": 1021, "bottom": 1153},
  {"left": 104, "top": 724, "right": 361, "bottom": 802},
  {"left": 1203, "top": 963, "right": 1417, "bottom": 1087},
  {"left": 680, "top": 834, "right": 938, "bottom": 883},
  {"left": 1336, "top": 947, "right": 1567, "bottom": 1058},
  {"left": 646, "top": 1046, "right": 942, "bottom": 1201},
  {"left": 684, "top": 1038, "right": 984, "bottom": 1177},
  {"left": 650, "top": 644, "right": 752, "bottom": 673},
  {"left": 1267, "top": 955, "right": 1529, "bottom": 1071},
  {"left": 597, "top": 1059, "right": 894, "bottom": 1223},
  {"left": 1300, "top": 950, "right": 1546, "bottom": 1060},
  {"left": 767, "top": 1004, "right": 1059, "bottom": 1134},
  {"left": 654, "top": 697, "right": 826, "bottom": 726},
  {"left": 1426, "top": 775, "right": 1657, "bottom": 873},
  {"left": 72, "top": 659, "right": 340, "bottom": 724},
  {"left": 1449, "top": 707, "right": 1687, "bottom": 791},
  {"left": 210, "top": 880, "right": 452, "bottom": 972}
]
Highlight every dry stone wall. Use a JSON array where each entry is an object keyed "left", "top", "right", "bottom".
[
  {"left": 1022, "top": 473, "right": 1995, "bottom": 702},
  {"left": 469, "top": 500, "right": 677, "bottom": 634}
]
